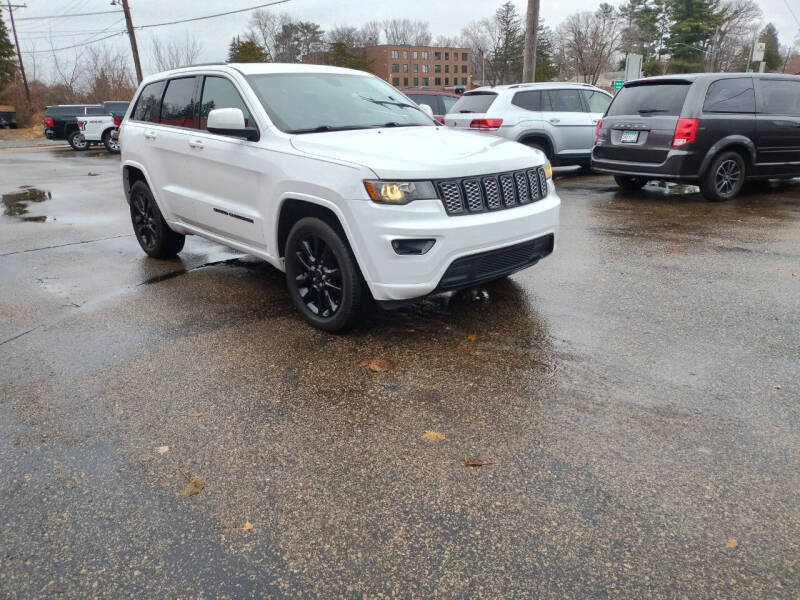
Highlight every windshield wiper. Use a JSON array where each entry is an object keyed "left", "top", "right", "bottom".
[
  {"left": 286, "top": 125, "right": 368, "bottom": 134},
  {"left": 358, "top": 94, "right": 421, "bottom": 111},
  {"left": 374, "top": 122, "right": 425, "bottom": 128},
  {"left": 637, "top": 109, "right": 668, "bottom": 114}
]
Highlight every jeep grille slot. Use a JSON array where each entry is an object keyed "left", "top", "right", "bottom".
[{"left": 436, "top": 167, "right": 548, "bottom": 216}]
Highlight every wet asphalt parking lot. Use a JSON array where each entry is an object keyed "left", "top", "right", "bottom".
[{"left": 0, "top": 146, "right": 798, "bottom": 599}]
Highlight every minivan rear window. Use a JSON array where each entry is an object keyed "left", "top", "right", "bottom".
[
  {"left": 450, "top": 92, "right": 498, "bottom": 114},
  {"left": 606, "top": 83, "right": 691, "bottom": 117}
]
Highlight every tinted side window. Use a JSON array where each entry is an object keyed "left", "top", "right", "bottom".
[
  {"left": 547, "top": 89, "right": 583, "bottom": 112},
  {"left": 132, "top": 81, "right": 166, "bottom": 123},
  {"left": 582, "top": 90, "right": 612, "bottom": 113},
  {"left": 407, "top": 94, "right": 439, "bottom": 114},
  {"left": 703, "top": 78, "right": 755, "bottom": 113},
  {"left": 200, "top": 76, "right": 252, "bottom": 129},
  {"left": 759, "top": 80, "right": 800, "bottom": 116},
  {"left": 512, "top": 91, "right": 542, "bottom": 111},
  {"left": 441, "top": 95, "right": 458, "bottom": 113},
  {"left": 160, "top": 77, "right": 198, "bottom": 128}
]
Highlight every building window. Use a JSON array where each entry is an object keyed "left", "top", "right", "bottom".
[
  {"left": 462, "top": 77, "right": 467, "bottom": 85},
  {"left": 434, "top": 51, "right": 441, "bottom": 60},
  {"left": 461, "top": 65, "right": 467, "bottom": 73},
  {"left": 403, "top": 51, "right": 408, "bottom": 59},
  {"left": 403, "top": 64, "right": 408, "bottom": 72},
  {"left": 454, "top": 53, "right": 459, "bottom": 61},
  {"left": 413, "top": 51, "right": 418, "bottom": 59},
  {"left": 413, "top": 64, "right": 418, "bottom": 73},
  {"left": 435, "top": 77, "right": 441, "bottom": 86},
  {"left": 422, "top": 64, "right": 429, "bottom": 73},
  {"left": 445, "top": 65, "right": 449, "bottom": 73},
  {"left": 422, "top": 77, "right": 429, "bottom": 86},
  {"left": 445, "top": 52, "right": 450, "bottom": 60},
  {"left": 414, "top": 77, "right": 419, "bottom": 86},
  {"left": 392, "top": 77, "right": 400, "bottom": 86},
  {"left": 392, "top": 64, "right": 399, "bottom": 72},
  {"left": 391, "top": 50, "right": 398, "bottom": 59},
  {"left": 462, "top": 52, "right": 468, "bottom": 61},
  {"left": 403, "top": 77, "right": 408, "bottom": 87},
  {"left": 445, "top": 77, "right": 449, "bottom": 86},
  {"left": 421, "top": 51, "right": 428, "bottom": 59},
  {"left": 434, "top": 64, "right": 441, "bottom": 73}
]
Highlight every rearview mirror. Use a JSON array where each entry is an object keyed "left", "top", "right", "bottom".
[
  {"left": 418, "top": 103, "right": 434, "bottom": 119},
  {"left": 207, "top": 108, "right": 259, "bottom": 141}
]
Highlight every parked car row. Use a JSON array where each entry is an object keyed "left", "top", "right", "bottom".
[{"left": 43, "top": 101, "right": 129, "bottom": 153}]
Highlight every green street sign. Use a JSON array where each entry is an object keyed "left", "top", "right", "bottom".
[{"left": 613, "top": 80, "right": 625, "bottom": 91}]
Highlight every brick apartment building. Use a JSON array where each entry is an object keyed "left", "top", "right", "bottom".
[{"left": 304, "top": 44, "right": 473, "bottom": 91}]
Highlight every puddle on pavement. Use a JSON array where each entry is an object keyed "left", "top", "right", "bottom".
[
  {"left": 2, "top": 186, "right": 54, "bottom": 222},
  {"left": 643, "top": 181, "right": 700, "bottom": 196}
]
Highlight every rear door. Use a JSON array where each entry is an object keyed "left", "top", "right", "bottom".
[
  {"left": 754, "top": 78, "right": 800, "bottom": 176},
  {"left": 595, "top": 81, "right": 692, "bottom": 164},
  {"left": 444, "top": 91, "right": 499, "bottom": 129},
  {"left": 543, "top": 88, "right": 595, "bottom": 156}
]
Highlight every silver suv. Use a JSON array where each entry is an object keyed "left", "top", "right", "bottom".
[{"left": 445, "top": 83, "right": 612, "bottom": 170}]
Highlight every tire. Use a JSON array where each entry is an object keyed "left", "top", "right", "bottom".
[
  {"left": 103, "top": 130, "right": 120, "bottom": 154},
  {"left": 67, "top": 130, "right": 89, "bottom": 151},
  {"left": 129, "top": 181, "right": 185, "bottom": 258},
  {"left": 284, "top": 217, "right": 367, "bottom": 332},
  {"left": 699, "top": 151, "right": 745, "bottom": 202},
  {"left": 614, "top": 175, "right": 649, "bottom": 191}
]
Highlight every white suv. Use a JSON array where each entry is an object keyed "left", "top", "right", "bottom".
[
  {"left": 120, "top": 63, "right": 560, "bottom": 331},
  {"left": 445, "top": 83, "right": 612, "bottom": 170}
]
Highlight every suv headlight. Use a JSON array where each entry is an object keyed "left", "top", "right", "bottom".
[{"left": 364, "top": 180, "right": 437, "bottom": 205}]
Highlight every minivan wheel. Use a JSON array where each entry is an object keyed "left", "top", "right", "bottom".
[
  {"left": 614, "top": 175, "right": 648, "bottom": 191},
  {"left": 285, "top": 217, "right": 366, "bottom": 332},
  {"left": 129, "top": 181, "right": 185, "bottom": 258},
  {"left": 700, "top": 151, "right": 745, "bottom": 202},
  {"left": 68, "top": 130, "right": 89, "bottom": 151}
]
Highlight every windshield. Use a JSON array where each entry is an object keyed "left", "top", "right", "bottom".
[{"left": 246, "top": 72, "right": 435, "bottom": 133}]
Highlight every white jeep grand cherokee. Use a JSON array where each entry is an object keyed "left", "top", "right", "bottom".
[{"left": 120, "top": 63, "right": 560, "bottom": 331}]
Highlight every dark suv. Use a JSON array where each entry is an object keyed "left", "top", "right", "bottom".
[{"left": 592, "top": 73, "right": 800, "bottom": 201}]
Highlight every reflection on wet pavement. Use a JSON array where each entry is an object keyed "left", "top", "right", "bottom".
[{"left": 2, "top": 186, "right": 53, "bottom": 222}]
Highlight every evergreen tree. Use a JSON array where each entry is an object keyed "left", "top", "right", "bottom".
[
  {"left": 758, "top": 24, "right": 781, "bottom": 72},
  {"left": 0, "top": 11, "right": 17, "bottom": 93},
  {"left": 322, "top": 42, "right": 373, "bottom": 72},
  {"left": 665, "top": 0, "right": 719, "bottom": 73},
  {"left": 489, "top": 2, "right": 524, "bottom": 84},
  {"left": 535, "top": 21, "right": 556, "bottom": 81},
  {"left": 228, "top": 37, "right": 269, "bottom": 63}
]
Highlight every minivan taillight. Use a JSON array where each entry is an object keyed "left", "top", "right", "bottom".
[
  {"left": 113, "top": 114, "right": 121, "bottom": 127},
  {"left": 594, "top": 119, "right": 603, "bottom": 144},
  {"left": 44, "top": 116, "right": 54, "bottom": 128},
  {"left": 672, "top": 118, "right": 698, "bottom": 147},
  {"left": 470, "top": 118, "right": 503, "bottom": 131}
]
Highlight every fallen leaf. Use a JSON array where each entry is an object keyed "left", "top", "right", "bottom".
[
  {"left": 726, "top": 539, "right": 739, "bottom": 549},
  {"left": 422, "top": 430, "right": 445, "bottom": 443},
  {"left": 463, "top": 455, "right": 493, "bottom": 468},
  {"left": 466, "top": 333, "right": 478, "bottom": 341},
  {"left": 181, "top": 476, "right": 204, "bottom": 497},
  {"left": 186, "top": 412, "right": 204, "bottom": 418},
  {"left": 155, "top": 445, "right": 169, "bottom": 454},
  {"left": 87, "top": 172, "right": 99, "bottom": 176},
  {"left": 243, "top": 521, "right": 254, "bottom": 531},
  {"left": 457, "top": 343, "right": 471, "bottom": 351},
  {"left": 367, "top": 357, "right": 395, "bottom": 372}
]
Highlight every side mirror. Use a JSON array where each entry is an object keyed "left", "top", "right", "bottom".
[
  {"left": 207, "top": 107, "right": 259, "bottom": 141},
  {"left": 418, "top": 103, "right": 434, "bottom": 120}
]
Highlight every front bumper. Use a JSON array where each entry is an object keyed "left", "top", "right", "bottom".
[{"left": 345, "top": 183, "right": 560, "bottom": 302}]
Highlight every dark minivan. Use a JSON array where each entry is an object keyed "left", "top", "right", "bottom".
[{"left": 592, "top": 73, "right": 800, "bottom": 201}]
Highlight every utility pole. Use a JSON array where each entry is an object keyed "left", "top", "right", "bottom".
[
  {"left": 118, "top": 0, "right": 142, "bottom": 83},
  {"left": 4, "top": 1, "right": 30, "bottom": 107},
  {"left": 522, "top": 0, "right": 539, "bottom": 82}
]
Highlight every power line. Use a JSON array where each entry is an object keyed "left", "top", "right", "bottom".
[
  {"left": 784, "top": 0, "right": 799, "bottom": 28},
  {"left": 23, "top": 31, "right": 126, "bottom": 54},
  {"left": 15, "top": 9, "right": 123, "bottom": 21},
  {"left": 134, "top": 0, "right": 291, "bottom": 30}
]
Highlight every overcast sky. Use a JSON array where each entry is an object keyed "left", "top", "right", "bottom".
[{"left": 12, "top": 0, "right": 800, "bottom": 77}]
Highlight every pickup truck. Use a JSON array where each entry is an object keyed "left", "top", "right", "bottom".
[
  {"left": 77, "top": 113, "right": 123, "bottom": 153},
  {"left": 0, "top": 105, "right": 17, "bottom": 129},
  {"left": 43, "top": 101, "right": 128, "bottom": 152}
]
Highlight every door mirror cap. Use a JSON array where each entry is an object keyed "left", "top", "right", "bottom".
[
  {"left": 418, "top": 103, "right": 434, "bottom": 120},
  {"left": 207, "top": 107, "right": 259, "bottom": 141}
]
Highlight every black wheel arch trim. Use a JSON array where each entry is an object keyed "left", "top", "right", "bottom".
[
  {"left": 516, "top": 130, "right": 556, "bottom": 154},
  {"left": 699, "top": 135, "right": 756, "bottom": 176}
]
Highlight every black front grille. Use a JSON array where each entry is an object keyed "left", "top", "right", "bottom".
[
  {"left": 436, "top": 167, "right": 549, "bottom": 216},
  {"left": 437, "top": 234, "right": 555, "bottom": 290}
]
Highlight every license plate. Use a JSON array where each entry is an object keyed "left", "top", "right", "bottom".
[{"left": 620, "top": 130, "right": 639, "bottom": 143}]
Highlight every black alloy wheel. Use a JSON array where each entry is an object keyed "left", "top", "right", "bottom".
[
  {"left": 285, "top": 217, "right": 366, "bottom": 332},
  {"left": 129, "top": 181, "right": 185, "bottom": 258},
  {"left": 700, "top": 151, "right": 746, "bottom": 202},
  {"left": 714, "top": 159, "right": 741, "bottom": 196}
]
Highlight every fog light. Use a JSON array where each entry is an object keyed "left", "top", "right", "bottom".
[{"left": 391, "top": 239, "right": 435, "bottom": 255}]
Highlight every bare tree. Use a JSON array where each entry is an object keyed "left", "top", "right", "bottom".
[
  {"left": 461, "top": 19, "right": 494, "bottom": 84},
  {"left": 83, "top": 44, "right": 136, "bottom": 102},
  {"left": 382, "top": 19, "right": 432, "bottom": 45},
  {"left": 326, "top": 26, "right": 365, "bottom": 49},
  {"left": 360, "top": 21, "right": 382, "bottom": 45},
  {"left": 150, "top": 33, "right": 203, "bottom": 72},
  {"left": 49, "top": 43, "right": 85, "bottom": 99},
  {"left": 249, "top": 9, "right": 293, "bottom": 60},
  {"left": 555, "top": 4, "right": 622, "bottom": 85},
  {"left": 434, "top": 34, "right": 463, "bottom": 48},
  {"left": 704, "top": 0, "right": 762, "bottom": 72}
]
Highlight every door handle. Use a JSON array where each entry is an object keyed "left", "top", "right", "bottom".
[
  {"left": 144, "top": 130, "right": 156, "bottom": 140},
  {"left": 548, "top": 118, "right": 560, "bottom": 124},
  {"left": 189, "top": 139, "right": 204, "bottom": 150}
]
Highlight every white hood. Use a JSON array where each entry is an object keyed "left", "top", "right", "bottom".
[{"left": 290, "top": 126, "right": 543, "bottom": 180}]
